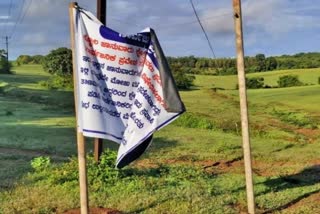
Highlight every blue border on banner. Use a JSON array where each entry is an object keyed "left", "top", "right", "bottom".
[
  {"left": 147, "top": 51, "right": 159, "bottom": 70},
  {"left": 83, "top": 129, "right": 123, "bottom": 140},
  {"left": 99, "top": 26, "right": 150, "bottom": 49}
]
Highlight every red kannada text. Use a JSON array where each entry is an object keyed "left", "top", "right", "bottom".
[{"left": 141, "top": 73, "right": 166, "bottom": 108}]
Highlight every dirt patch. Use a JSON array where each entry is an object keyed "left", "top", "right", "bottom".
[
  {"left": 63, "top": 207, "right": 122, "bottom": 214},
  {"left": 295, "top": 128, "right": 320, "bottom": 143},
  {"left": 134, "top": 156, "right": 246, "bottom": 175},
  {"left": 284, "top": 191, "right": 320, "bottom": 212},
  {"left": 202, "top": 157, "right": 244, "bottom": 174},
  {"left": 134, "top": 158, "right": 320, "bottom": 179}
]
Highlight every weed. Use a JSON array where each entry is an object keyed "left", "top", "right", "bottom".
[
  {"left": 30, "top": 156, "right": 51, "bottom": 171},
  {"left": 271, "top": 109, "right": 318, "bottom": 129},
  {"left": 173, "top": 112, "right": 215, "bottom": 130}
]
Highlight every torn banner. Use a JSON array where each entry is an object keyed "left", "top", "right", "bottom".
[{"left": 71, "top": 6, "right": 185, "bottom": 168}]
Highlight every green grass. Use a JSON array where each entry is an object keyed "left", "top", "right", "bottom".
[
  {"left": 248, "top": 68, "right": 320, "bottom": 87},
  {"left": 0, "top": 65, "right": 320, "bottom": 213},
  {"left": 196, "top": 67, "right": 320, "bottom": 90},
  {"left": 246, "top": 85, "right": 320, "bottom": 112}
]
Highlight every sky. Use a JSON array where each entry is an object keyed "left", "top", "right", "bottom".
[{"left": 0, "top": 0, "right": 319, "bottom": 60}]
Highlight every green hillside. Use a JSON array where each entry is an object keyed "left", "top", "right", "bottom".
[{"left": 0, "top": 65, "right": 319, "bottom": 213}]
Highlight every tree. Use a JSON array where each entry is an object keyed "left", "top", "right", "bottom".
[
  {"left": 0, "top": 49, "right": 11, "bottom": 74},
  {"left": 41, "top": 47, "right": 73, "bottom": 89},
  {"left": 266, "top": 57, "right": 277, "bottom": 71},
  {"left": 255, "top": 53, "right": 266, "bottom": 72},
  {"left": 195, "top": 58, "right": 208, "bottom": 69},
  {"left": 42, "top": 47, "right": 72, "bottom": 76},
  {"left": 171, "top": 64, "right": 195, "bottom": 90},
  {"left": 31, "top": 55, "right": 44, "bottom": 64},
  {"left": 16, "top": 55, "right": 33, "bottom": 66},
  {"left": 0, "top": 49, "right": 6, "bottom": 58}
]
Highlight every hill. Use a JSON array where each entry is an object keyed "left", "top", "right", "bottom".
[{"left": 0, "top": 65, "right": 319, "bottom": 213}]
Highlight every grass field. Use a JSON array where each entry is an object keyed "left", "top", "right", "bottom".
[{"left": 0, "top": 65, "right": 319, "bottom": 213}]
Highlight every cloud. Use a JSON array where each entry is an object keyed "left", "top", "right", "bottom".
[
  {"left": 243, "top": 0, "right": 320, "bottom": 35},
  {"left": 0, "top": 15, "right": 9, "bottom": 19},
  {"left": 0, "top": 21, "right": 14, "bottom": 27},
  {"left": 1, "top": 0, "right": 320, "bottom": 59},
  {"left": 196, "top": 0, "right": 320, "bottom": 43}
]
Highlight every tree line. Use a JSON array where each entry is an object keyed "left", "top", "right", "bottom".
[
  {"left": 167, "top": 52, "right": 320, "bottom": 75},
  {"left": 11, "top": 49, "right": 320, "bottom": 90}
]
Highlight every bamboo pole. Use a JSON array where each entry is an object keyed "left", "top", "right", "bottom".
[
  {"left": 232, "top": 0, "right": 256, "bottom": 213},
  {"left": 69, "top": 2, "right": 89, "bottom": 213},
  {"left": 94, "top": 0, "right": 107, "bottom": 163}
]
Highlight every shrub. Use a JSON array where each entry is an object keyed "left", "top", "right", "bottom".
[
  {"left": 277, "top": 75, "right": 303, "bottom": 87},
  {"left": 0, "top": 58, "right": 12, "bottom": 74},
  {"left": 42, "top": 47, "right": 72, "bottom": 77},
  {"left": 28, "top": 150, "right": 120, "bottom": 186},
  {"left": 246, "top": 77, "right": 264, "bottom": 89},
  {"left": 171, "top": 64, "right": 195, "bottom": 90},
  {"left": 39, "top": 76, "right": 73, "bottom": 90}
]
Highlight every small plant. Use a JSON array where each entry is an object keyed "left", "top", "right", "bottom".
[
  {"left": 31, "top": 156, "right": 51, "bottom": 171},
  {"left": 87, "top": 149, "right": 120, "bottom": 185},
  {"left": 318, "top": 76, "right": 320, "bottom": 85}
]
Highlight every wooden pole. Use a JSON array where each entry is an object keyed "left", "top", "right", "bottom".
[
  {"left": 5, "top": 36, "right": 9, "bottom": 62},
  {"left": 232, "top": 0, "right": 256, "bottom": 214},
  {"left": 94, "top": 0, "right": 107, "bottom": 162},
  {"left": 97, "top": 0, "right": 106, "bottom": 25},
  {"left": 69, "top": 2, "right": 89, "bottom": 213}
]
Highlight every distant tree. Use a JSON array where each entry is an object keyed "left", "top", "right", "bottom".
[
  {"left": 0, "top": 49, "right": 6, "bottom": 58},
  {"left": 171, "top": 64, "right": 195, "bottom": 90},
  {"left": 195, "top": 58, "right": 208, "bottom": 69},
  {"left": 16, "top": 55, "right": 33, "bottom": 66},
  {"left": 255, "top": 53, "right": 266, "bottom": 72},
  {"left": 0, "top": 49, "right": 11, "bottom": 74},
  {"left": 266, "top": 57, "right": 277, "bottom": 71},
  {"left": 186, "top": 55, "right": 197, "bottom": 68},
  {"left": 277, "top": 59, "right": 296, "bottom": 69},
  {"left": 31, "top": 55, "right": 44, "bottom": 64},
  {"left": 42, "top": 47, "right": 72, "bottom": 76}
]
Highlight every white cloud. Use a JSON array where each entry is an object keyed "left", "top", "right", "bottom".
[
  {"left": 20, "top": 33, "right": 47, "bottom": 45},
  {"left": 243, "top": 0, "right": 320, "bottom": 35},
  {"left": 1, "top": 0, "right": 320, "bottom": 59},
  {"left": 0, "top": 15, "right": 9, "bottom": 19}
]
